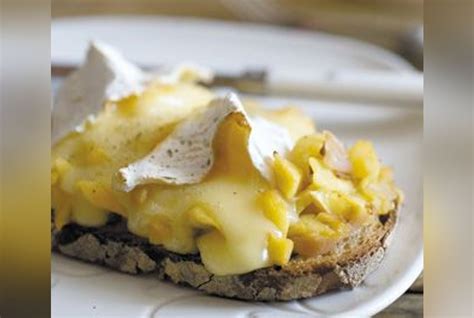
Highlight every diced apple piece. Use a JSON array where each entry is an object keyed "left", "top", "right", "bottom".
[
  {"left": 258, "top": 190, "right": 290, "bottom": 235},
  {"left": 322, "top": 131, "right": 352, "bottom": 174},
  {"left": 348, "top": 140, "right": 380, "bottom": 180},
  {"left": 273, "top": 153, "right": 302, "bottom": 199},
  {"left": 316, "top": 212, "right": 348, "bottom": 235},
  {"left": 295, "top": 190, "right": 314, "bottom": 214},
  {"left": 267, "top": 234, "right": 293, "bottom": 266},
  {"left": 289, "top": 214, "right": 337, "bottom": 239},
  {"left": 308, "top": 190, "right": 368, "bottom": 225},
  {"left": 308, "top": 190, "right": 331, "bottom": 213},
  {"left": 288, "top": 214, "right": 338, "bottom": 257},
  {"left": 289, "top": 134, "right": 325, "bottom": 178},
  {"left": 359, "top": 177, "right": 400, "bottom": 215},
  {"left": 309, "top": 157, "right": 354, "bottom": 193},
  {"left": 332, "top": 193, "right": 367, "bottom": 225}
]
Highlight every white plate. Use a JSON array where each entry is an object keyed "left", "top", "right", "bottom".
[{"left": 51, "top": 16, "right": 423, "bottom": 318}]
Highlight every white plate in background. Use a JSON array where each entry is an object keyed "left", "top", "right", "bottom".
[
  {"left": 51, "top": 16, "right": 422, "bottom": 318},
  {"left": 51, "top": 16, "right": 414, "bottom": 75}
]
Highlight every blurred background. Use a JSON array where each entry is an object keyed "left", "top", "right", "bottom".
[{"left": 51, "top": 0, "right": 423, "bottom": 69}]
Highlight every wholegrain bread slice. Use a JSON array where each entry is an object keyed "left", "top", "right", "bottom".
[{"left": 51, "top": 202, "right": 398, "bottom": 301}]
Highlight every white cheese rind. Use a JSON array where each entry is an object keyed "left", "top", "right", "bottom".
[
  {"left": 248, "top": 116, "right": 293, "bottom": 181},
  {"left": 117, "top": 93, "right": 293, "bottom": 191},
  {"left": 52, "top": 41, "right": 150, "bottom": 144},
  {"left": 52, "top": 42, "right": 214, "bottom": 145}
]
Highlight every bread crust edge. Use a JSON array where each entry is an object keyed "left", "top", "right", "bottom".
[{"left": 52, "top": 207, "right": 398, "bottom": 301}]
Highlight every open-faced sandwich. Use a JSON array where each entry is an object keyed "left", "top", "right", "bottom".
[{"left": 51, "top": 42, "right": 403, "bottom": 301}]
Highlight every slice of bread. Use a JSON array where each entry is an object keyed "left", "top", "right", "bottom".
[{"left": 51, "top": 201, "right": 398, "bottom": 301}]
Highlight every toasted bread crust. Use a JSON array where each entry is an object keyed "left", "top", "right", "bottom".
[{"left": 52, "top": 207, "right": 397, "bottom": 301}]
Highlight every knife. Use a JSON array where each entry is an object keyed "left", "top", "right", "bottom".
[{"left": 51, "top": 64, "right": 423, "bottom": 105}]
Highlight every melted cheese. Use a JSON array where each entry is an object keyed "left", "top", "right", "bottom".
[
  {"left": 52, "top": 80, "right": 400, "bottom": 275},
  {"left": 125, "top": 117, "right": 281, "bottom": 275},
  {"left": 52, "top": 82, "right": 300, "bottom": 275}
]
